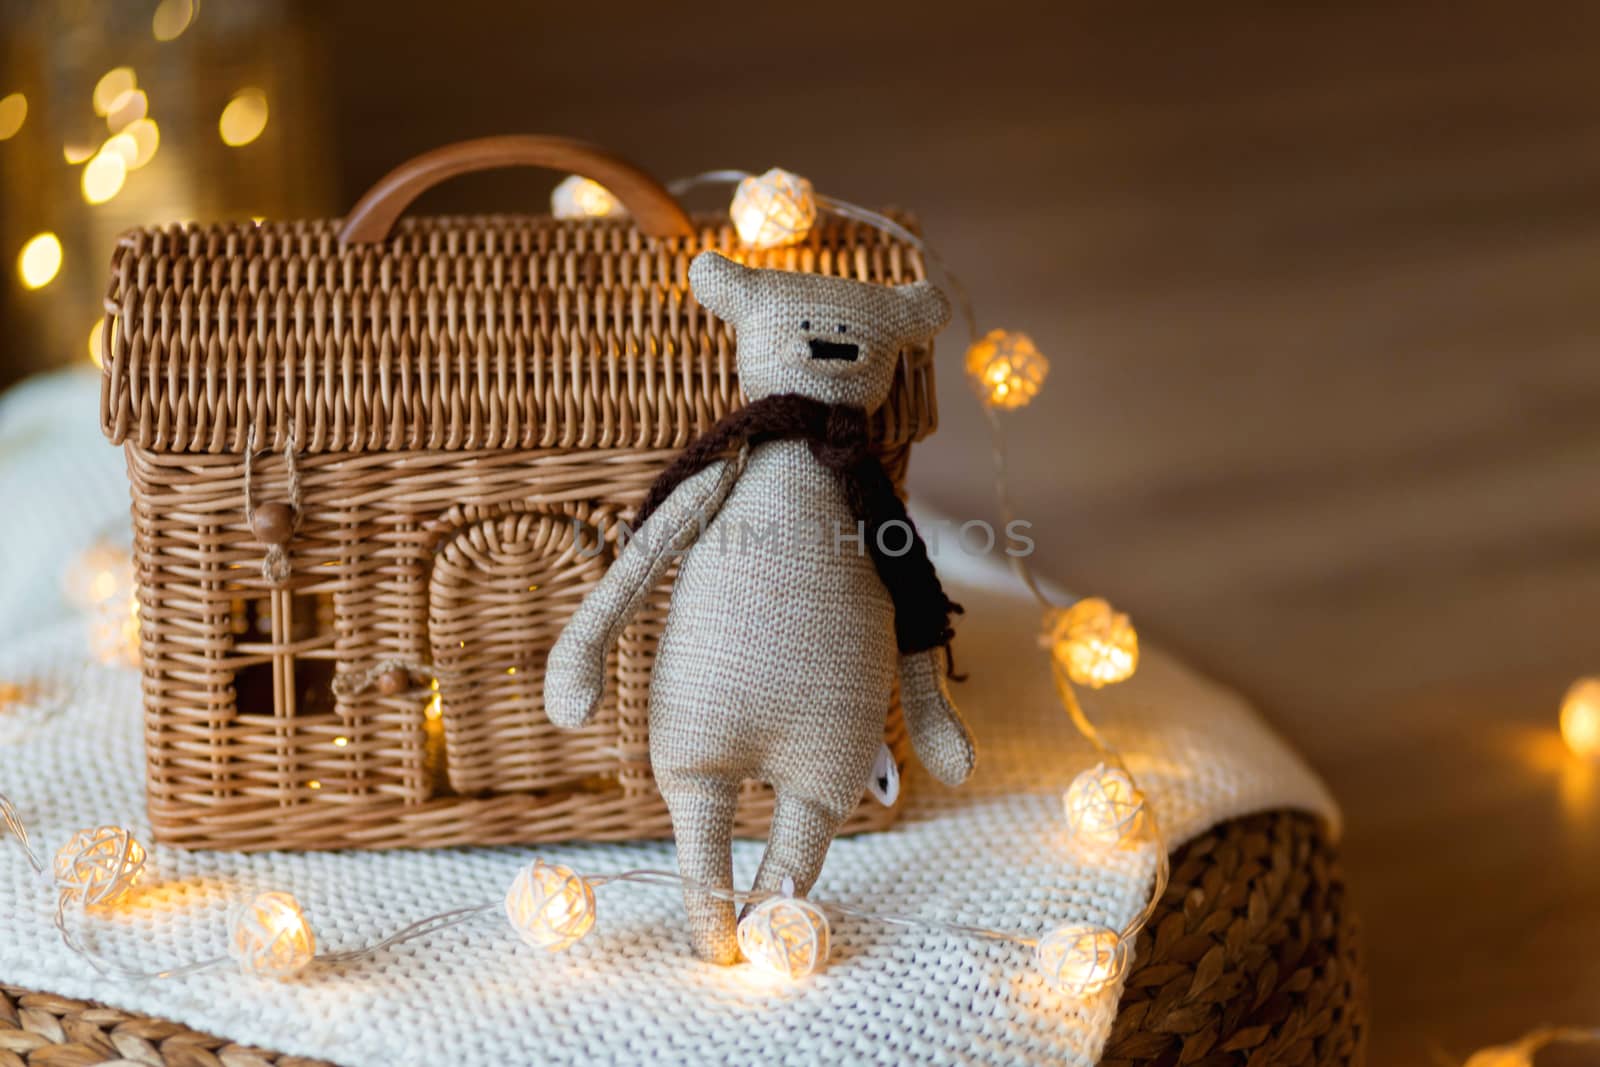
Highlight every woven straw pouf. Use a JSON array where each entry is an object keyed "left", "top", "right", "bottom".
[{"left": 0, "top": 811, "right": 1365, "bottom": 1066}]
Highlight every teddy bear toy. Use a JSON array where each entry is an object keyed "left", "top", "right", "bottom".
[{"left": 544, "top": 250, "right": 976, "bottom": 964}]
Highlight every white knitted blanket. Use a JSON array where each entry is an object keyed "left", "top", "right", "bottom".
[{"left": 0, "top": 372, "right": 1338, "bottom": 1066}]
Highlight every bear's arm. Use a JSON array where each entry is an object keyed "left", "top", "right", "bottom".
[
  {"left": 543, "top": 456, "right": 741, "bottom": 729},
  {"left": 899, "top": 648, "right": 977, "bottom": 786}
]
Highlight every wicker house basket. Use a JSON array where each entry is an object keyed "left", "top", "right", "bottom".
[{"left": 97, "top": 136, "right": 938, "bottom": 852}]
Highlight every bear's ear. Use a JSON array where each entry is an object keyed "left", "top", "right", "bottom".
[
  {"left": 895, "top": 280, "right": 953, "bottom": 340},
  {"left": 689, "top": 251, "right": 758, "bottom": 324}
]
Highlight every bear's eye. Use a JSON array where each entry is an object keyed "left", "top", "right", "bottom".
[
  {"left": 837, "top": 324, "right": 849, "bottom": 334},
  {"left": 800, "top": 319, "right": 811, "bottom": 331}
]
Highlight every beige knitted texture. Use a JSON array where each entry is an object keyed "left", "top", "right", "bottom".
[
  {"left": 688, "top": 251, "right": 950, "bottom": 408},
  {"left": 544, "top": 459, "right": 740, "bottom": 729},
  {"left": 546, "top": 253, "right": 971, "bottom": 963},
  {"left": 898, "top": 648, "right": 976, "bottom": 785}
]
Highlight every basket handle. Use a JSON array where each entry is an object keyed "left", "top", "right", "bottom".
[{"left": 337, "top": 135, "right": 695, "bottom": 245}]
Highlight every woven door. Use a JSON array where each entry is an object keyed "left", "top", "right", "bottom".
[{"left": 427, "top": 511, "right": 615, "bottom": 794}]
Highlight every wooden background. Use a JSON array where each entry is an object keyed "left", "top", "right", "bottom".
[{"left": 12, "top": 1, "right": 1600, "bottom": 1061}]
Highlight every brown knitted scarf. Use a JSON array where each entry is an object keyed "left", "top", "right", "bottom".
[{"left": 635, "top": 393, "right": 961, "bottom": 656}]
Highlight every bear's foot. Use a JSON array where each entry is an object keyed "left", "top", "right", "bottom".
[{"left": 686, "top": 904, "right": 740, "bottom": 966}]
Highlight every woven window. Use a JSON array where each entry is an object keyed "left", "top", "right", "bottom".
[{"left": 231, "top": 593, "right": 337, "bottom": 718}]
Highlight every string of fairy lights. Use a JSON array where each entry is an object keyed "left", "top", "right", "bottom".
[{"left": 4, "top": 164, "right": 1596, "bottom": 1060}]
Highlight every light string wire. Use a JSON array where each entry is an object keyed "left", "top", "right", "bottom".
[
  {"left": 316, "top": 901, "right": 500, "bottom": 965},
  {"left": 0, "top": 792, "right": 45, "bottom": 874},
  {"left": 0, "top": 812, "right": 1048, "bottom": 980},
  {"left": 1052, "top": 659, "right": 1170, "bottom": 941},
  {"left": 53, "top": 894, "right": 229, "bottom": 980}
]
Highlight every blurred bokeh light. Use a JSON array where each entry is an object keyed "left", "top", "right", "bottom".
[{"left": 0, "top": 0, "right": 332, "bottom": 386}]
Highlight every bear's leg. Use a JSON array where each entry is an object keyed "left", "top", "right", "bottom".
[
  {"left": 658, "top": 772, "right": 742, "bottom": 965},
  {"left": 749, "top": 791, "right": 851, "bottom": 904}
]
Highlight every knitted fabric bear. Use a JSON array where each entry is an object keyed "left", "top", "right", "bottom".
[{"left": 544, "top": 250, "right": 975, "bottom": 964}]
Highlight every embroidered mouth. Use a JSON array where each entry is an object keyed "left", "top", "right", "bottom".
[{"left": 808, "top": 339, "right": 860, "bottom": 362}]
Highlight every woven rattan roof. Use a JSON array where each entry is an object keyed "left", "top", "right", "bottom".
[{"left": 99, "top": 215, "right": 938, "bottom": 455}]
